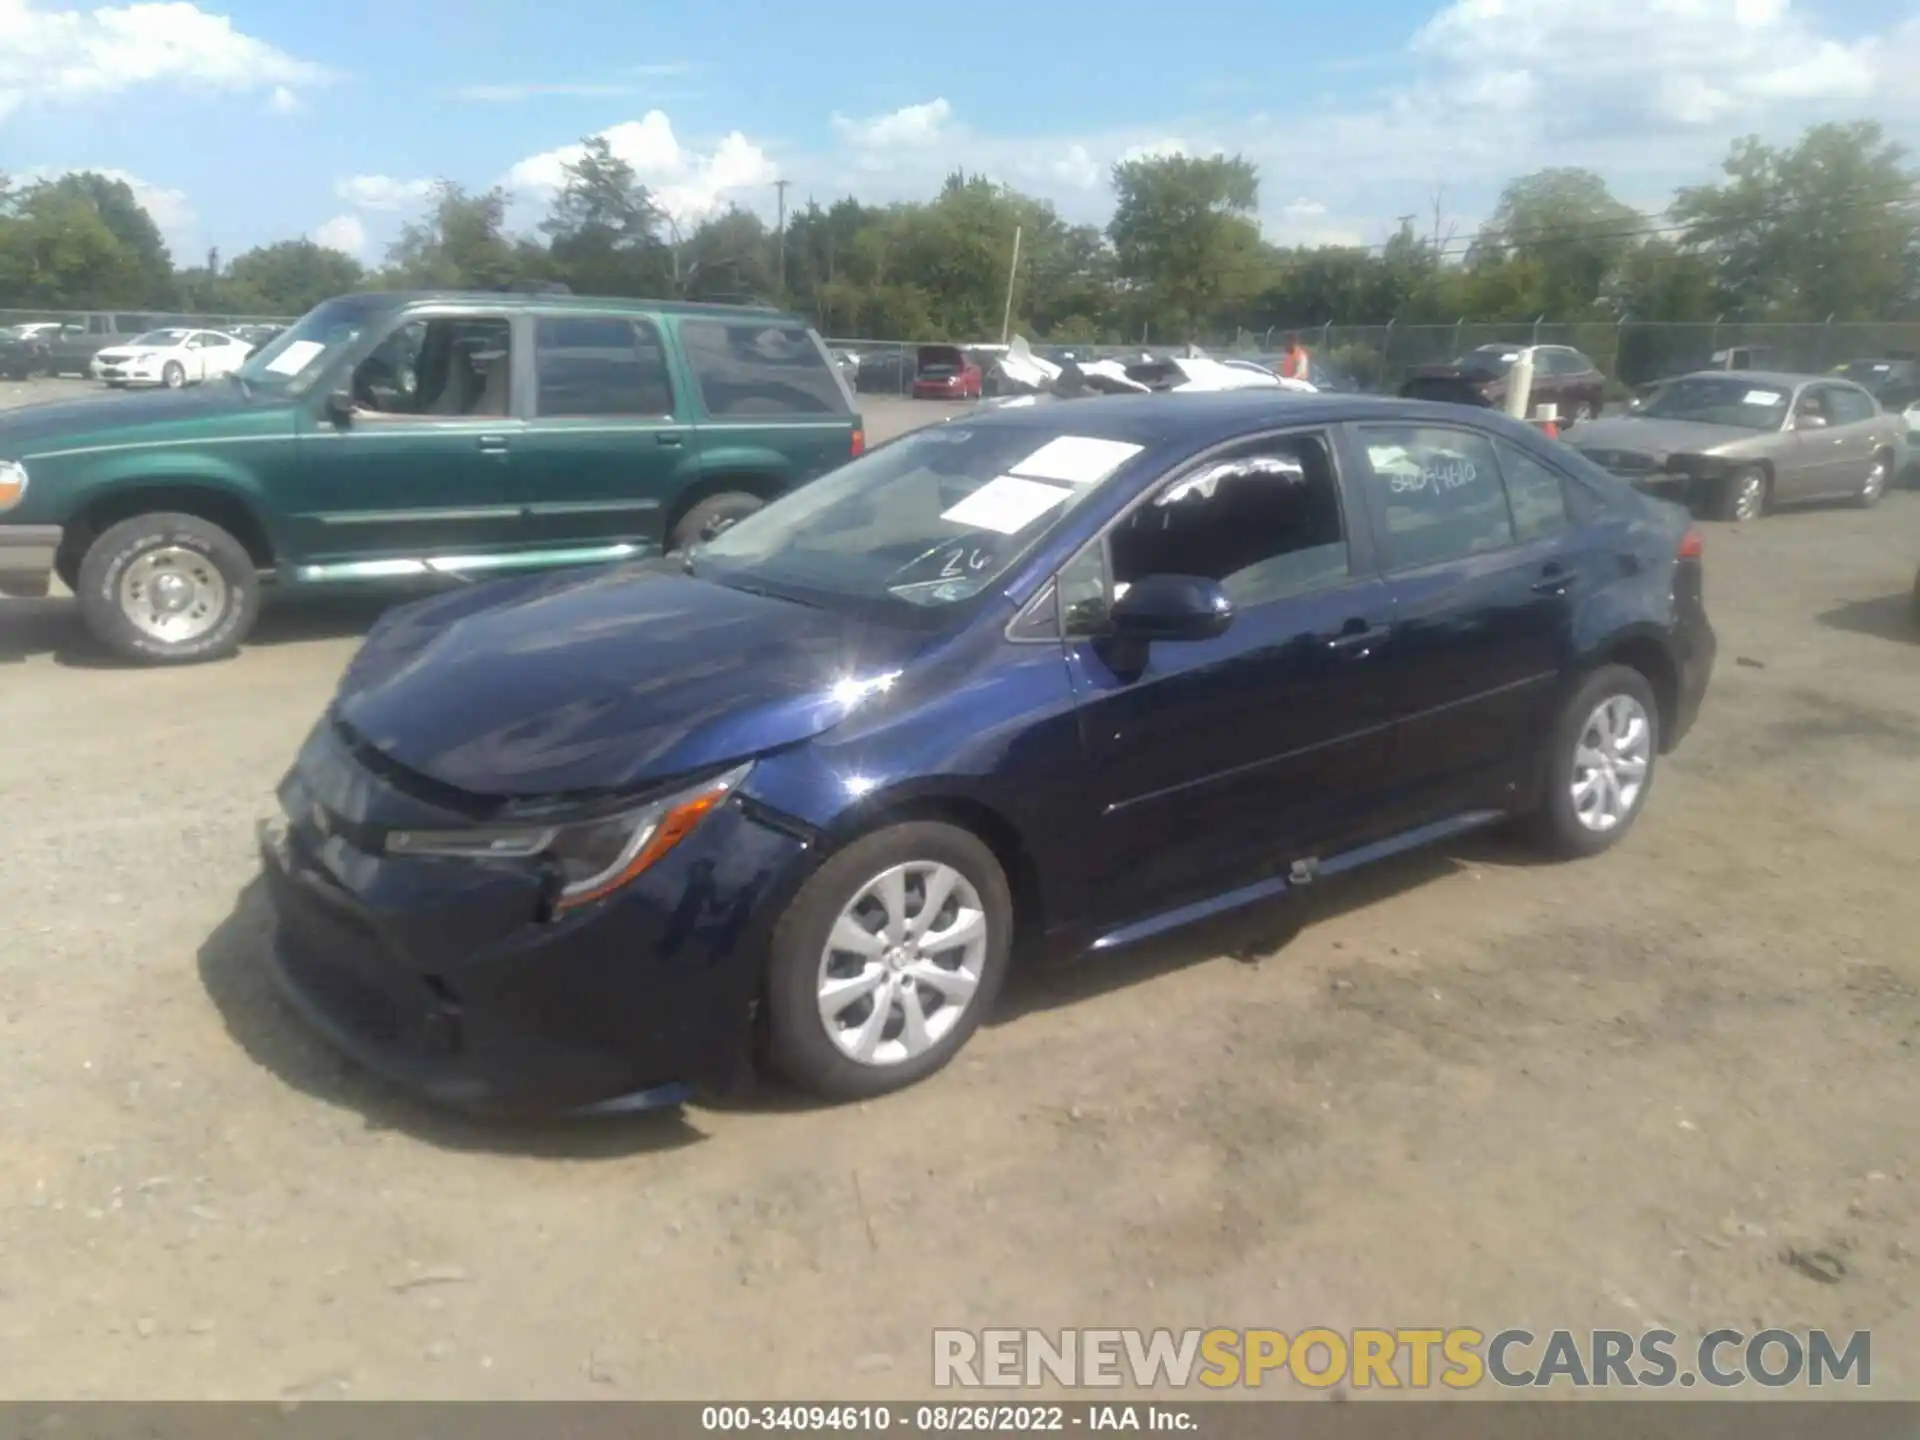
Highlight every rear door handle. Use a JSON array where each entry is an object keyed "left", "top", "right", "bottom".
[{"left": 1326, "top": 623, "right": 1391, "bottom": 653}]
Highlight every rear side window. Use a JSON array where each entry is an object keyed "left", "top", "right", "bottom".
[
  {"left": 1493, "top": 440, "right": 1572, "bottom": 543},
  {"left": 678, "top": 320, "right": 849, "bottom": 417},
  {"left": 1825, "top": 385, "right": 1877, "bottom": 426},
  {"left": 1357, "top": 424, "right": 1514, "bottom": 570},
  {"left": 534, "top": 316, "right": 674, "bottom": 417}
]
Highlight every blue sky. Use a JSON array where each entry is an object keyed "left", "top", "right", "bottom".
[{"left": 4, "top": 0, "right": 1916, "bottom": 269}]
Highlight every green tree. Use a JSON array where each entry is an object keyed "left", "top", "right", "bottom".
[
  {"left": 676, "top": 206, "right": 775, "bottom": 301},
  {"left": 540, "top": 136, "right": 672, "bottom": 297},
  {"left": 1108, "top": 153, "right": 1264, "bottom": 341},
  {"left": 222, "top": 239, "right": 364, "bottom": 314},
  {"left": 1470, "top": 168, "right": 1641, "bottom": 318},
  {"left": 0, "top": 178, "right": 146, "bottom": 306},
  {"left": 45, "top": 172, "right": 174, "bottom": 304},
  {"left": 1672, "top": 121, "right": 1920, "bottom": 320},
  {"left": 381, "top": 182, "right": 523, "bottom": 289}
]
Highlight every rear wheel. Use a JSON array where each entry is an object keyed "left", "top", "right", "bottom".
[
  {"left": 669, "top": 491, "right": 764, "bottom": 551},
  {"left": 1855, "top": 449, "right": 1892, "bottom": 508},
  {"left": 1530, "top": 664, "right": 1661, "bottom": 859},
  {"left": 764, "top": 821, "right": 1013, "bottom": 1101},
  {"left": 1570, "top": 400, "right": 1595, "bottom": 424},
  {"left": 1714, "top": 465, "right": 1767, "bottom": 522},
  {"left": 75, "top": 513, "right": 260, "bottom": 665}
]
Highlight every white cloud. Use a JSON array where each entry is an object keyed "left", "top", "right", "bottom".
[
  {"left": 334, "top": 174, "right": 434, "bottom": 212},
  {"left": 311, "top": 213, "right": 368, "bottom": 260},
  {"left": 0, "top": 0, "right": 335, "bottom": 120},
  {"left": 503, "top": 110, "right": 776, "bottom": 227},
  {"left": 1119, "top": 138, "right": 1188, "bottom": 164},
  {"left": 267, "top": 84, "right": 299, "bottom": 115},
  {"left": 831, "top": 98, "right": 954, "bottom": 151}
]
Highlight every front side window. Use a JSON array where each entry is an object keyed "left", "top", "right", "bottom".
[
  {"left": 237, "top": 293, "right": 399, "bottom": 394},
  {"left": 534, "top": 316, "right": 674, "bottom": 418},
  {"left": 691, "top": 423, "right": 1138, "bottom": 617},
  {"left": 1825, "top": 385, "right": 1877, "bottom": 426},
  {"left": 1358, "top": 424, "right": 1514, "bottom": 570},
  {"left": 678, "top": 320, "right": 849, "bottom": 417},
  {"left": 348, "top": 316, "right": 512, "bottom": 420},
  {"left": 132, "top": 329, "right": 192, "bottom": 348}
]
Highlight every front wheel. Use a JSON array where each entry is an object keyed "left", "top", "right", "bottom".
[
  {"left": 162, "top": 361, "right": 186, "bottom": 389},
  {"left": 763, "top": 821, "right": 1014, "bottom": 1101},
  {"left": 1530, "top": 665, "right": 1661, "bottom": 859},
  {"left": 1570, "top": 400, "right": 1595, "bottom": 424},
  {"left": 75, "top": 513, "right": 260, "bottom": 665}
]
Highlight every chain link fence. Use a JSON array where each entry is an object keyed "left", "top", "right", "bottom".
[{"left": 0, "top": 308, "right": 295, "bottom": 330}]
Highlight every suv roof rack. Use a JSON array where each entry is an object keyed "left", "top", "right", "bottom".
[{"left": 497, "top": 280, "right": 572, "bottom": 295}]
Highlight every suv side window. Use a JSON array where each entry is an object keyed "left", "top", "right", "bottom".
[
  {"left": 534, "top": 316, "right": 674, "bottom": 418},
  {"left": 1059, "top": 431, "right": 1350, "bottom": 636},
  {"left": 678, "top": 320, "right": 849, "bottom": 417},
  {"left": 350, "top": 315, "right": 512, "bottom": 420},
  {"left": 1357, "top": 424, "right": 1514, "bottom": 570},
  {"left": 1493, "top": 439, "right": 1572, "bottom": 543}
]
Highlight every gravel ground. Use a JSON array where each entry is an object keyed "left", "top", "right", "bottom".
[{"left": 1, "top": 377, "right": 1918, "bottom": 1399}]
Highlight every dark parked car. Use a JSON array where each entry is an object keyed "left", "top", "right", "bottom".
[
  {"left": 1401, "top": 344, "right": 1606, "bottom": 424},
  {"left": 0, "top": 291, "right": 862, "bottom": 663},
  {"left": 40, "top": 312, "right": 163, "bottom": 377},
  {"left": 1, "top": 322, "right": 63, "bottom": 379},
  {"left": 855, "top": 348, "right": 917, "bottom": 395},
  {"left": 256, "top": 392, "right": 1715, "bottom": 1115}
]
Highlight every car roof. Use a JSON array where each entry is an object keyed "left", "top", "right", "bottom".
[
  {"left": 943, "top": 390, "right": 1533, "bottom": 447},
  {"left": 1669, "top": 369, "right": 1828, "bottom": 387},
  {"left": 359, "top": 290, "right": 804, "bottom": 323}
]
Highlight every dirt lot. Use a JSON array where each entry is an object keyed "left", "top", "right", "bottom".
[{"left": 1, "top": 377, "right": 1918, "bottom": 1400}]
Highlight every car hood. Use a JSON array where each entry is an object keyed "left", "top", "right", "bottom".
[
  {"left": 1570, "top": 415, "right": 1757, "bottom": 457},
  {"left": 0, "top": 384, "right": 266, "bottom": 455},
  {"left": 333, "top": 563, "right": 935, "bottom": 799},
  {"left": 97, "top": 344, "right": 171, "bottom": 359}
]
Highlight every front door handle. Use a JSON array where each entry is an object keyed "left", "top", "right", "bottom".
[
  {"left": 656, "top": 432, "right": 686, "bottom": 447},
  {"left": 477, "top": 434, "right": 510, "bottom": 453}
]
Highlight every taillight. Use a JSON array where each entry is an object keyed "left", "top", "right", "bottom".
[
  {"left": 1678, "top": 526, "right": 1704, "bottom": 559},
  {"left": 850, "top": 426, "right": 865, "bottom": 458}
]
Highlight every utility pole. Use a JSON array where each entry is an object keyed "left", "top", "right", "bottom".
[
  {"left": 999, "top": 224, "right": 1022, "bottom": 344},
  {"left": 773, "top": 179, "right": 790, "bottom": 296}
]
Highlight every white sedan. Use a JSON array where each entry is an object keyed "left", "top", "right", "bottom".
[{"left": 91, "top": 328, "right": 253, "bottom": 389}]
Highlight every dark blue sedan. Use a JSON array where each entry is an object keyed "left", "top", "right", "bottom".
[{"left": 259, "top": 392, "right": 1716, "bottom": 1113}]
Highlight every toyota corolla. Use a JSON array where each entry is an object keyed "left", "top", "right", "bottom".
[{"left": 259, "top": 393, "right": 1714, "bottom": 1115}]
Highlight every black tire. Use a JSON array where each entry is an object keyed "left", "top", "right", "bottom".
[
  {"left": 763, "top": 820, "right": 1014, "bottom": 1101},
  {"left": 1529, "top": 664, "right": 1662, "bottom": 859},
  {"left": 670, "top": 491, "right": 764, "bottom": 551},
  {"left": 1713, "top": 465, "right": 1767, "bottom": 522},
  {"left": 1570, "top": 400, "right": 1595, "bottom": 424},
  {"left": 162, "top": 361, "right": 186, "bottom": 389},
  {"left": 75, "top": 513, "right": 260, "bottom": 665}
]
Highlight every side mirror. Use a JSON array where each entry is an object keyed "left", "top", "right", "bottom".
[
  {"left": 325, "top": 388, "right": 354, "bottom": 425},
  {"left": 1107, "top": 574, "right": 1233, "bottom": 643}
]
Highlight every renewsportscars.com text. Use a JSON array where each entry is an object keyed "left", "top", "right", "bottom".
[{"left": 932, "top": 1327, "right": 1871, "bottom": 1390}]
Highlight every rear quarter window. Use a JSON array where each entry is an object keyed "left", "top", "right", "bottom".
[{"left": 678, "top": 319, "right": 850, "bottom": 418}]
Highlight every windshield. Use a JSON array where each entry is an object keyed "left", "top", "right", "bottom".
[
  {"left": 691, "top": 423, "right": 1142, "bottom": 616},
  {"left": 1842, "top": 361, "right": 1903, "bottom": 391},
  {"left": 236, "top": 293, "right": 396, "bottom": 393},
  {"left": 1459, "top": 346, "right": 1521, "bottom": 376},
  {"left": 1639, "top": 376, "right": 1791, "bottom": 430},
  {"left": 131, "top": 329, "right": 192, "bottom": 347}
]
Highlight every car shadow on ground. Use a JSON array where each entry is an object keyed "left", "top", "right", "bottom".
[
  {"left": 0, "top": 591, "right": 416, "bottom": 667},
  {"left": 1817, "top": 592, "right": 1919, "bottom": 646},
  {"left": 196, "top": 877, "right": 707, "bottom": 1159}
]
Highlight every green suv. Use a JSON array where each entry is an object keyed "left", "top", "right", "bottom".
[{"left": 0, "top": 290, "right": 865, "bottom": 663}]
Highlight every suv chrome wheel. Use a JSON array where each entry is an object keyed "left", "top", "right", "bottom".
[{"left": 816, "top": 861, "right": 988, "bottom": 1067}]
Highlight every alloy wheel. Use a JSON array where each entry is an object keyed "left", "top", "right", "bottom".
[
  {"left": 816, "top": 861, "right": 988, "bottom": 1066},
  {"left": 118, "top": 545, "right": 229, "bottom": 645},
  {"left": 1732, "top": 472, "right": 1766, "bottom": 522},
  {"left": 1570, "top": 694, "right": 1652, "bottom": 833},
  {"left": 1862, "top": 456, "right": 1889, "bottom": 503}
]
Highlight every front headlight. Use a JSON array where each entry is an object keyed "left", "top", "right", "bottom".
[
  {"left": 0, "top": 460, "right": 27, "bottom": 512},
  {"left": 385, "top": 761, "right": 752, "bottom": 913}
]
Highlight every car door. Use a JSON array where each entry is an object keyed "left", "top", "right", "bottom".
[
  {"left": 289, "top": 309, "right": 526, "bottom": 569},
  {"left": 182, "top": 332, "right": 211, "bottom": 382},
  {"left": 1057, "top": 428, "right": 1399, "bottom": 929},
  {"left": 1346, "top": 420, "right": 1577, "bottom": 823},
  {"left": 1782, "top": 383, "right": 1855, "bottom": 500},
  {"left": 512, "top": 313, "right": 694, "bottom": 553},
  {"left": 1820, "top": 383, "right": 1883, "bottom": 496}
]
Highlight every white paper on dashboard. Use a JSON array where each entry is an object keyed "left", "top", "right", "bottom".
[
  {"left": 940, "top": 476, "right": 1076, "bottom": 535},
  {"left": 1009, "top": 436, "right": 1144, "bottom": 485},
  {"left": 1743, "top": 389, "right": 1783, "bottom": 405},
  {"left": 265, "top": 340, "right": 326, "bottom": 376}
]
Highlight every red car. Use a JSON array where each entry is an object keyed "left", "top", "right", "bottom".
[{"left": 911, "top": 344, "right": 983, "bottom": 400}]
